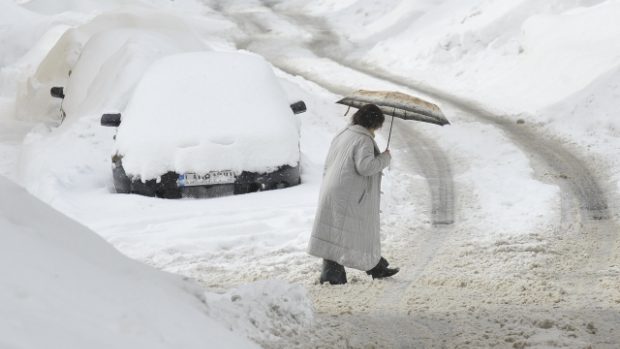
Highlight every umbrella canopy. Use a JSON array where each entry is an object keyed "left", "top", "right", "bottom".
[
  {"left": 337, "top": 90, "right": 450, "bottom": 126},
  {"left": 337, "top": 90, "right": 450, "bottom": 150}
]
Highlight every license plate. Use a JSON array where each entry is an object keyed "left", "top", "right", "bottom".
[{"left": 178, "top": 171, "right": 235, "bottom": 187}]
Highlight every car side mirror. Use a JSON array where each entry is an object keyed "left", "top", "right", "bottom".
[
  {"left": 50, "top": 87, "right": 65, "bottom": 99},
  {"left": 290, "top": 101, "right": 306, "bottom": 114},
  {"left": 101, "top": 113, "right": 121, "bottom": 127}
]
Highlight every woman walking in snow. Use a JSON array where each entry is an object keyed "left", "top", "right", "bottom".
[{"left": 308, "top": 104, "right": 400, "bottom": 285}]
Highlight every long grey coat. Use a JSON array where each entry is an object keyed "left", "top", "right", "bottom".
[{"left": 307, "top": 124, "right": 391, "bottom": 271}]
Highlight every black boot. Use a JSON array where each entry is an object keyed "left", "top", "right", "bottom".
[
  {"left": 377, "top": 256, "right": 389, "bottom": 268},
  {"left": 366, "top": 257, "right": 399, "bottom": 279},
  {"left": 320, "top": 259, "right": 347, "bottom": 285}
]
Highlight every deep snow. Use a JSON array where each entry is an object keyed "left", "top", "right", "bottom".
[
  {"left": 1, "top": 0, "right": 619, "bottom": 348},
  {"left": 274, "top": 0, "right": 620, "bottom": 200},
  {"left": 0, "top": 175, "right": 258, "bottom": 349}
]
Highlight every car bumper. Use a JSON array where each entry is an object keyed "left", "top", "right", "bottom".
[{"left": 112, "top": 155, "right": 300, "bottom": 198}]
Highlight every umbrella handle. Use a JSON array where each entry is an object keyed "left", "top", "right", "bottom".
[{"left": 386, "top": 115, "right": 395, "bottom": 150}]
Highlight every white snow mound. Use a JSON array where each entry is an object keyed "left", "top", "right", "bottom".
[
  {"left": 0, "top": 175, "right": 258, "bottom": 349},
  {"left": 115, "top": 51, "right": 301, "bottom": 180},
  {"left": 207, "top": 280, "right": 314, "bottom": 343},
  {"left": 13, "top": 9, "right": 210, "bottom": 122}
]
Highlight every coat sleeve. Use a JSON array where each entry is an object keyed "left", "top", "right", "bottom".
[{"left": 353, "top": 137, "right": 391, "bottom": 177}]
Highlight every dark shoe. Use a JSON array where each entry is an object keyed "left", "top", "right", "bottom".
[
  {"left": 377, "top": 256, "right": 389, "bottom": 268},
  {"left": 366, "top": 257, "right": 399, "bottom": 279},
  {"left": 320, "top": 259, "right": 347, "bottom": 285}
]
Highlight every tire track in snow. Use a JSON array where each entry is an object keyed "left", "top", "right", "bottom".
[
  {"left": 276, "top": 10, "right": 620, "bottom": 344},
  {"left": 338, "top": 64, "right": 617, "bottom": 269},
  {"left": 225, "top": 3, "right": 455, "bottom": 226},
  {"left": 238, "top": 5, "right": 460, "bottom": 339},
  {"left": 304, "top": 23, "right": 620, "bottom": 338},
  {"left": 214, "top": 3, "right": 458, "bottom": 344},
  {"left": 215, "top": 4, "right": 620, "bottom": 347},
  {"left": 254, "top": 54, "right": 458, "bottom": 343},
  {"left": 273, "top": 6, "right": 618, "bottom": 272}
]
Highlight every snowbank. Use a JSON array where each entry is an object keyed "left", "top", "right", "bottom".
[
  {"left": 0, "top": 175, "right": 258, "bottom": 349},
  {"left": 115, "top": 51, "right": 301, "bottom": 180},
  {"left": 276, "top": 0, "right": 442, "bottom": 45},
  {"left": 360, "top": 0, "right": 620, "bottom": 115},
  {"left": 5, "top": 0, "right": 239, "bottom": 123},
  {"left": 0, "top": 0, "right": 82, "bottom": 100},
  {"left": 542, "top": 65, "right": 620, "bottom": 199},
  {"left": 13, "top": 10, "right": 214, "bottom": 122},
  {"left": 277, "top": 0, "right": 620, "bottom": 118},
  {"left": 545, "top": 66, "right": 620, "bottom": 136},
  {"left": 20, "top": 0, "right": 207, "bottom": 15},
  {"left": 206, "top": 280, "right": 314, "bottom": 344},
  {"left": 0, "top": 0, "right": 46, "bottom": 68}
]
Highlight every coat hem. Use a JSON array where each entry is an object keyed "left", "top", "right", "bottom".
[{"left": 307, "top": 235, "right": 380, "bottom": 271}]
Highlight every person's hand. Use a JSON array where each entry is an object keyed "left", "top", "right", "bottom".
[{"left": 383, "top": 149, "right": 391, "bottom": 156}]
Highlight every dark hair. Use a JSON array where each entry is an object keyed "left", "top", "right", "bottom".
[{"left": 352, "top": 104, "right": 385, "bottom": 130}]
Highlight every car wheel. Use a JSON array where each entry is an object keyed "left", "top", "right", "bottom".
[{"left": 112, "top": 156, "right": 131, "bottom": 194}]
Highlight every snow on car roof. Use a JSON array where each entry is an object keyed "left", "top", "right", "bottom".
[{"left": 114, "top": 51, "right": 300, "bottom": 180}]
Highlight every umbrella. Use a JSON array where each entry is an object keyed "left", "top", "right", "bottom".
[{"left": 337, "top": 90, "right": 449, "bottom": 149}]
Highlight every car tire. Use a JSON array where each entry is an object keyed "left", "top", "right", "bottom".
[{"left": 112, "top": 155, "right": 131, "bottom": 194}]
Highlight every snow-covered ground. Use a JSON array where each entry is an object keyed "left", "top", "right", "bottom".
[
  {"left": 1, "top": 0, "right": 619, "bottom": 348},
  {"left": 0, "top": 175, "right": 259, "bottom": 349},
  {"left": 273, "top": 0, "right": 620, "bottom": 199},
  {"left": 1, "top": 1, "right": 318, "bottom": 347}
]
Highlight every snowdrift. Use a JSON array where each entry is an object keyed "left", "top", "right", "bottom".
[
  {"left": 277, "top": 0, "right": 620, "bottom": 116},
  {"left": 14, "top": 10, "right": 209, "bottom": 123},
  {"left": 10, "top": 2, "right": 239, "bottom": 124},
  {"left": 0, "top": 175, "right": 258, "bottom": 349}
]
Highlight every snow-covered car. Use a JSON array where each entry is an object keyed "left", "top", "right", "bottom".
[{"left": 101, "top": 51, "right": 306, "bottom": 198}]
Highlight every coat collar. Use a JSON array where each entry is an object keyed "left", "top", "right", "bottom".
[
  {"left": 347, "top": 124, "right": 380, "bottom": 154},
  {"left": 347, "top": 124, "right": 374, "bottom": 138}
]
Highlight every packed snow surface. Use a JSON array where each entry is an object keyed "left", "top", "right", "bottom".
[{"left": 116, "top": 51, "right": 301, "bottom": 179}]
